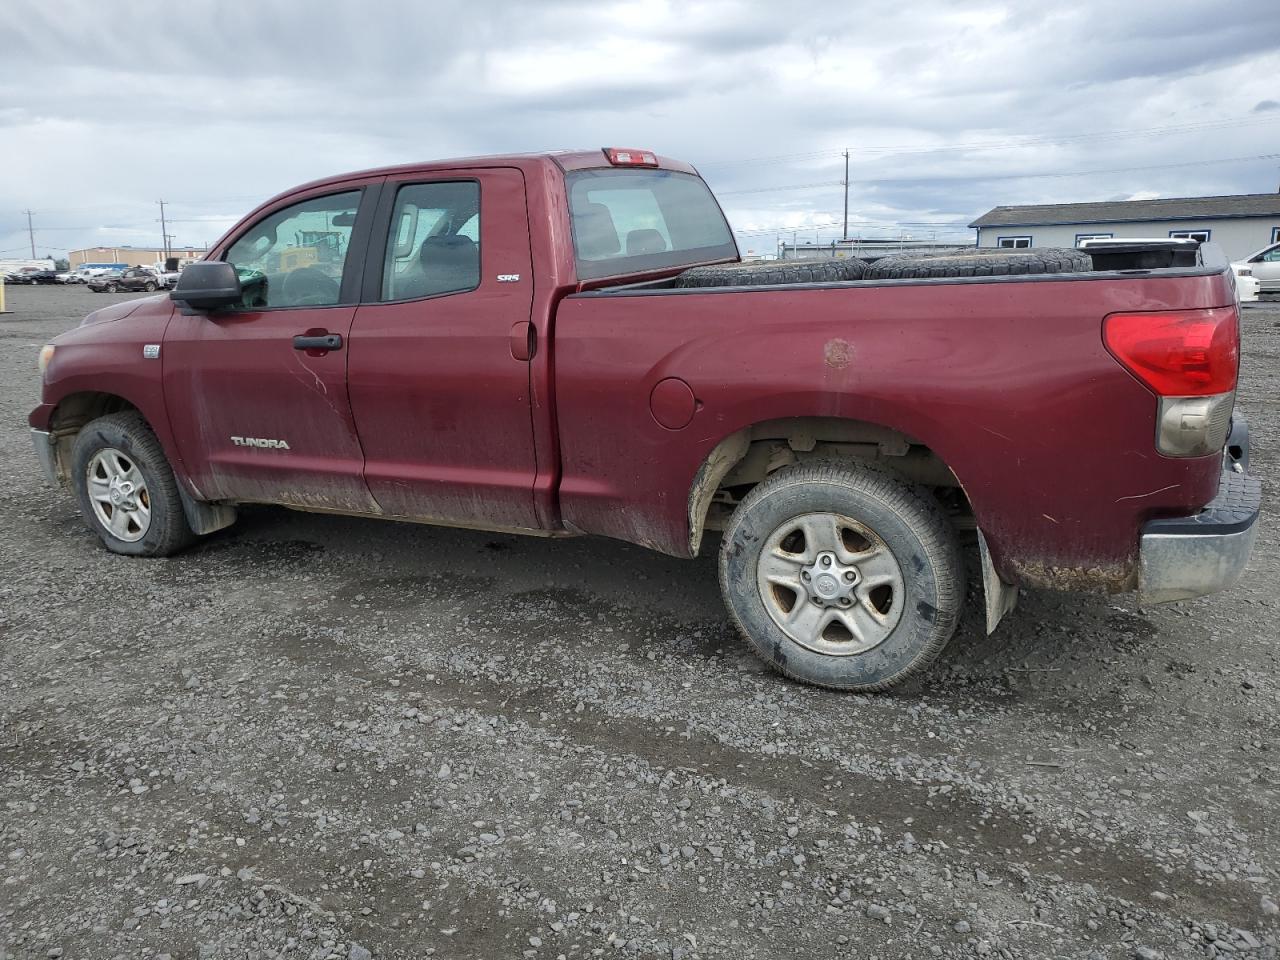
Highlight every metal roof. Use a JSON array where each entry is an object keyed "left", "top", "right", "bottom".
[{"left": 969, "top": 193, "right": 1280, "bottom": 229}]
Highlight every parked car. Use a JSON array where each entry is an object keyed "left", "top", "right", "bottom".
[
  {"left": 1235, "top": 266, "right": 1261, "bottom": 303},
  {"left": 5, "top": 266, "right": 58, "bottom": 284},
  {"left": 76, "top": 262, "right": 130, "bottom": 281},
  {"left": 29, "top": 148, "right": 1260, "bottom": 692},
  {"left": 1232, "top": 240, "right": 1280, "bottom": 294},
  {"left": 86, "top": 267, "right": 162, "bottom": 293},
  {"left": 55, "top": 271, "right": 79, "bottom": 284}
]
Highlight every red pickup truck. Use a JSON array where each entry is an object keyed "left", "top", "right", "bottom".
[{"left": 30, "top": 148, "right": 1260, "bottom": 691}]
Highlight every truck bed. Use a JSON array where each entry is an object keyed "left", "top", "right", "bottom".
[{"left": 550, "top": 244, "right": 1237, "bottom": 591}]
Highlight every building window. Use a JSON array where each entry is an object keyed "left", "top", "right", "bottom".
[
  {"left": 997, "top": 236, "right": 1031, "bottom": 249},
  {"left": 1272, "top": 226, "right": 1280, "bottom": 244},
  {"left": 1169, "top": 229, "right": 1210, "bottom": 242},
  {"left": 1075, "top": 233, "right": 1113, "bottom": 244}
]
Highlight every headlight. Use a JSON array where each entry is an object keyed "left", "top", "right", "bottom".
[{"left": 38, "top": 344, "right": 55, "bottom": 378}]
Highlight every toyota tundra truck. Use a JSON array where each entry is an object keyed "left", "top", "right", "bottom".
[{"left": 29, "top": 148, "right": 1261, "bottom": 691}]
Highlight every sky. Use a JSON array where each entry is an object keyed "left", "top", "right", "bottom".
[{"left": 2, "top": 0, "right": 1278, "bottom": 261}]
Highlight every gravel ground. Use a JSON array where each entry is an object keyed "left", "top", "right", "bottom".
[{"left": 1, "top": 284, "right": 1277, "bottom": 960}]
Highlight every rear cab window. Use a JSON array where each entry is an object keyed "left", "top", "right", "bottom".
[{"left": 565, "top": 168, "right": 737, "bottom": 280}]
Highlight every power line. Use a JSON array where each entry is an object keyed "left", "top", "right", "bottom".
[{"left": 716, "top": 152, "right": 1280, "bottom": 196}]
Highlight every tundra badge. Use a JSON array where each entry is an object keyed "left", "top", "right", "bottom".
[{"left": 231, "top": 436, "right": 291, "bottom": 450}]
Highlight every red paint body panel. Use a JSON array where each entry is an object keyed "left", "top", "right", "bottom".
[
  {"left": 347, "top": 167, "right": 540, "bottom": 528},
  {"left": 162, "top": 304, "right": 374, "bottom": 511},
  {"left": 31, "top": 295, "right": 184, "bottom": 464},
  {"left": 552, "top": 271, "right": 1234, "bottom": 578},
  {"left": 32, "top": 149, "right": 1240, "bottom": 594}
]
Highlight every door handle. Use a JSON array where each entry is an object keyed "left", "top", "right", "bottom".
[
  {"left": 509, "top": 321, "right": 535, "bottom": 361},
  {"left": 293, "top": 333, "right": 343, "bottom": 352}
]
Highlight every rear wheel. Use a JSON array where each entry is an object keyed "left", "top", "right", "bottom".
[
  {"left": 719, "top": 461, "right": 963, "bottom": 691},
  {"left": 71, "top": 412, "right": 195, "bottom": 557}
]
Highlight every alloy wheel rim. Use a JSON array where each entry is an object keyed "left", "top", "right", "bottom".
[
  {"left": 86, "top": 448, "right": 151, "bottom": 543},
  {"left": 755, "top": 512, "right": 905, "bottom": 656}
]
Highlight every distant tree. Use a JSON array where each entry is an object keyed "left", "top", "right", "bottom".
[{"left": 53, "top": 257, "right": 69, "bottom": 272}]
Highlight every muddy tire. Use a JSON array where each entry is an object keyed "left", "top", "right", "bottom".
[
  {"left": 719, "top": 461, "right": 963, "bottom": 691},
  {"left": 673, "top": 257, "right": 867, "bottom": 288},
  {"left": 865, "top": 246, "right": 1090, "bottom": 280},
  {"left": 71, "top": 412, "right": 195, "bottom": 557}
]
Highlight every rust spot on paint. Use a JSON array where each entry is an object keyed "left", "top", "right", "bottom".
[{"left": 824, "top": 338, "right": 853, "bottom": 369}]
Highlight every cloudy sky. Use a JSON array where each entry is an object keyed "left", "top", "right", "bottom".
[{"left": 2, "top": 0, "right": 1278, "bottom": 261}]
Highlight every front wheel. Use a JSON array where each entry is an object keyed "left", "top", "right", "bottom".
[
  {"left": 105, "top": 283, "right": 118, "bottom": 293},
  {"left": 719, "top": 461, "right": 963, "bottom": 691},
  {"left": 143, "top": 281, "right": 156, "bottom": 292},
  {"left": 71, "top": 412, "right": 195, "bottom": 556}
]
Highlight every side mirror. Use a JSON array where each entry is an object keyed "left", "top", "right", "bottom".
[{"left": 170, "top": 261, "right": 242, "bottom": 314}]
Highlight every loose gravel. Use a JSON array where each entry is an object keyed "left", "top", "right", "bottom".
[{"left": 1, "top": 285, "right": 1277, "bottom": 959}]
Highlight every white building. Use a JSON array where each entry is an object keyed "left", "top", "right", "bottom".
[{"left": 970, "top": 193, "right": 1280, "bottom": 261}]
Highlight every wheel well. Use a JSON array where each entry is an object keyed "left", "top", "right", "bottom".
[
  {"left": 688, "top": 416, "right": 971, "bottom": 555},
  {"left": 46, "top": 392, "right": 142, "bottom": 484}
]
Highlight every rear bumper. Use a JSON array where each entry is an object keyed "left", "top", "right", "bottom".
[{"left": 1138, "top": 417, "right": 1260, "bottom": 603}]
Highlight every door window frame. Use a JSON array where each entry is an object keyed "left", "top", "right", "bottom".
[
  {"left": 362, "top": 176, "right": 483, "bottom": 305},
  {"left": 212, "top": 181, "right": 383, "bottom": 312}
]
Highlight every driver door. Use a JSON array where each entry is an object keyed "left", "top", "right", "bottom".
[{"left": 163, "top": 182, "right": 383, "bottom": 512}]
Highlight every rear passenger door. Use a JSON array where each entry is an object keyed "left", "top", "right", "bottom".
[{"left": 346, "top": 168, "right": 540, "bottom": 529}]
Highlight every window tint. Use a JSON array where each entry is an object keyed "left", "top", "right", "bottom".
[
  {"left": 381, "top": 181, "right": 480, "bottom": 302},
  {"left": 224, "top": 190, "right": 361, "bottom": 309},
  {"left": 565, "top": 169, "right": 736, "bottom": 280}
]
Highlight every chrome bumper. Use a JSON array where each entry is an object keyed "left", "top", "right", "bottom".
[
  {"left": 31, "top": 428, "right": 60, "bottom": 485},
  {"left": 1138, "top": 419, "right": 1261, "bottom": 604}
]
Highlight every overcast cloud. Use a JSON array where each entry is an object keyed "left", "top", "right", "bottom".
[{"left": 2, "top": 0, "right": 1278, "bottom": 259}]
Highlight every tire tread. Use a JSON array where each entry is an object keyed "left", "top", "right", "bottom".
[{"left": 719, "top": 460, "right": 963, "bottom": 692}]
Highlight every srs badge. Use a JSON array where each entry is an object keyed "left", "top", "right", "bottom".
[{"left": 230, "top": 436, "right": 291, "bottom": 450}]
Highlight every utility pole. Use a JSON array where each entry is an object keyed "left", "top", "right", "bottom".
[
  {"left": 157, "top": 200, "right": 169, "bottom": 260},
  {"left": 23, "top": 210, "right": 35, "bottom": 258},
  {"left": 842, "top": 149, "right": 849, "bottom": 242}
]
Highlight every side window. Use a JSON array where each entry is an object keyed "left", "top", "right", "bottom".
[
  {"left": 380, "top": 181, "right": 480, "bottom": 302},
  {"left": 224, "top": 190, "right": 361, "bottom": 309}
]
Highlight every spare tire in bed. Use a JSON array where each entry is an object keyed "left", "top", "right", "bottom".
[
  {"left": 864, "top": 246, "right": 1090, "bottom": 280},
  {"left": 673, "top": 256, "right": 867, "bottom": 288}
]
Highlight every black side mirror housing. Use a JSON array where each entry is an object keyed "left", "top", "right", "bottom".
[{"left": 170, "top": 261, "right": 242, "bottom": 314}]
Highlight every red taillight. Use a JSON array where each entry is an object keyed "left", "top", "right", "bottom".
[
  {"left": 1103, "top": 307, "right": 1239, "bottom": 397},
  {"left": 604, "top": 147, "right": 659, "bottom": 167}
]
